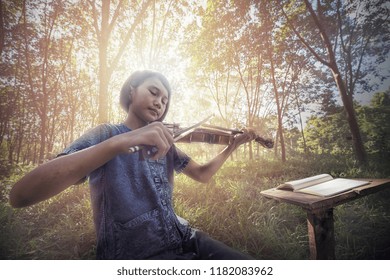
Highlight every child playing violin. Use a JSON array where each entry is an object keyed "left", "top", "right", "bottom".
[{"left": 10, "top": 70, "right": 256, "bottom": 259}]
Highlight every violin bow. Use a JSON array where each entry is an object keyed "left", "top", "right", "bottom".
[{"left": 173, "top": 115, "right": 214, "bottom": 142}]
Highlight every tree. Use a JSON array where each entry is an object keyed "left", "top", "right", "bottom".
[
  {"left": 303, "top": 113, "right": 352, "bottom": 156},
  {"left": 1, "top": 0, "right": 98, "bottom": 164},
  {"left": 87, "top": 0, "right": 153, "bottom": 123},
  {"left": 183, "top": 1, "right": 245, "bottom": 127},
  {"left": 184, "top": 1, "right": 278, "bottom": 159},
  {"left": 18, "top": 0, "right": 76, "bottom": 163},
  {"left": 279, "top": 0, "right": 390, "bottom": 165},
  {"left": 251, "top": 1, "right": 310, "bottom": 162},
  {"left": 358, "top": 91, "right": 390, "bottom": 162}
]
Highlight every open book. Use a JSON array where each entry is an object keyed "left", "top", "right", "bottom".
[{"left": 276, "top": 174, "right": 369, "bottom": 197}]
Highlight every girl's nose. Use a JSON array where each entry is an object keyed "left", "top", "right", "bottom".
[{"left": 154, "top": 100, "right": 161, "bottom": 109}]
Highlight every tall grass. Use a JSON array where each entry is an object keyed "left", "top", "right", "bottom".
[{"left": 0, "top": 154, "right": 389, "bottom": 259}]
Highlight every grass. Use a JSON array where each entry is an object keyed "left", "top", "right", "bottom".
[{"left": 0, "top": 154, "right": 389, "bottom": 259}]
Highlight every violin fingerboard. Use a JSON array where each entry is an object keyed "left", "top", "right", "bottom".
[{"left": 178, "top": 132, "right": 233, "bottom": 145}]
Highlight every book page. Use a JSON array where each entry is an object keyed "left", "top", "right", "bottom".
[
  {"left": 296, "top": 178, "right": 369, "bottom": 197},
  {"left": 277, "top": 174, "right": 333, "bottom": 191}
]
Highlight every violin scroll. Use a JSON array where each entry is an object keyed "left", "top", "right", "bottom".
[{"left": 253, "top": 135, "right": 274, "bottom": 149}]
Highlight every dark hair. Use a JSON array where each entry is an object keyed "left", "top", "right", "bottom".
[{"left": 120, "top": 70, "right": 172, "bottom": 121}]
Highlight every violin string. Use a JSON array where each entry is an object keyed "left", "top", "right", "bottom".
[{"left": 201, "top": 124, "right": 241, "bottom": 134}]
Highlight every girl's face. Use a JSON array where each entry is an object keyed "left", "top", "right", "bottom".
[{"left": 128, "top": 77, "right": 169, "bottom": 124}]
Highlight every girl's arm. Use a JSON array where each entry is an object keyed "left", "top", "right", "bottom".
[
  {"left": 182, "top": 129, "right": 256, "bottom": 183},
  {"left": 10, "top": 137, "right": 121, "bottom": 208},
  {"left": 10, "top": 123, "right": 173, "bottom": 208}
]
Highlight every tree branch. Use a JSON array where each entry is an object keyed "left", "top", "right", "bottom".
[
  {"left": 107, "top": 0, "right": 124, "bottom": 36},
  {"left": 279, "top": 1, "right": 331, "bottom": 68},
  {"left": 108, "top": 0, "right": 153, "bottom": 75},
  {"left": 303, "top": 0, "right": 337, "bottom": 69},
  {"left": 88, "top": 0, "right": 100, "bottom": 42}
]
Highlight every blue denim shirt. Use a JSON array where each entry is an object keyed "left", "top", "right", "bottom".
[{"left": 60, "top": 124, "right": 193, "bottom": 259}]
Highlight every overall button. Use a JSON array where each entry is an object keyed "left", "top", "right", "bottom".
[{"left": 154, "top": 177, "right": 161, "bottom": 183}]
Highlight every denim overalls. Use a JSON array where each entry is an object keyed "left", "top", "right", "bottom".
[{"left": 60, "top": 124, "right": 193, "bottom": 259}]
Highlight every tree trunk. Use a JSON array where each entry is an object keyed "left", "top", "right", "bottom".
[
  {"left": 270, "top": 58, "right": 286, "bottom": 162},
  {"left": 0, "top": 0, "right": 5, "bottom": 57},
  {"left": 94, "top": 0, "right": 153, "bottom": 123},
  {"left": 98, "top": 0, "right": 110, "bottom": 124},
  {"left": 331, "top": 68, "right": 367, "bottom": 164},
  {"left": 39, "top": 80, "right": 48, "bottom": 163}
]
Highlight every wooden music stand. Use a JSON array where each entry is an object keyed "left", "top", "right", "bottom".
[{"left": 261, "top": 178, "right": 390, "bottom": 259}]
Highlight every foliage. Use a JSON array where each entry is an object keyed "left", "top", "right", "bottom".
[
  {"left": 358, "top": 92, "right": 390, "bottom": 162},
  {"left": 301, "top": 91, "right": 390, "bottom": 172},
  {"left": 302, "top": 113, "right": 353, "bottom": 156}
]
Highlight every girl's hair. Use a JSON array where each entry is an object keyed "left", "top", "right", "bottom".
[{"left": 120, "top": 70, "right": 172, "bottom": 121}]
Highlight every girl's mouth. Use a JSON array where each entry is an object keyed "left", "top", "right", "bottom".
[{"left": 148, "top": 108, "right": 159, "bottom": 117}]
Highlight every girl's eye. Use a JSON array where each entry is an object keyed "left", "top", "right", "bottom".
[{"left": 149, "top": 90, "right": 156, "bottom": 96}]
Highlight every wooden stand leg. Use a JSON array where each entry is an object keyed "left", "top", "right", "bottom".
[{"left": 306, "top": 208, "right": 335, "bottom": 260}]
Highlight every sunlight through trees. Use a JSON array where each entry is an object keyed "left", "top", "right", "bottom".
[{"left": 0, "top": 0, "right": 389, "bottom": 165}]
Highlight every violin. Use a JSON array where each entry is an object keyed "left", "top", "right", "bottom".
[
  {"left": 128, "top": 115, "right": 273, "bottom": 155},
  {"left": 165, "top": 123, "right": 274, "bottom": 149}
]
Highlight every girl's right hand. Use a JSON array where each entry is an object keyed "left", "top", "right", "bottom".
[{"left": 117, "top": 122, "right": 174, "bottom": 160}]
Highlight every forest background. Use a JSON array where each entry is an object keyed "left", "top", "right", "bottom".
[{"left": 0, "top": 0, "right": 389, "bottom": 260}]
